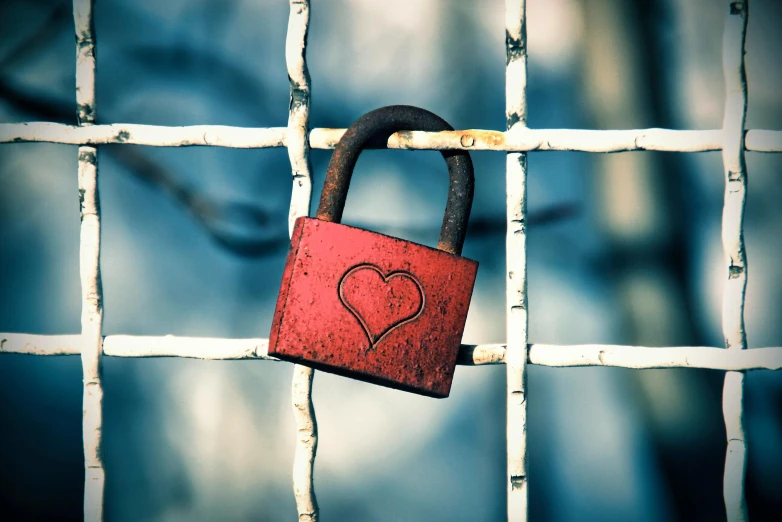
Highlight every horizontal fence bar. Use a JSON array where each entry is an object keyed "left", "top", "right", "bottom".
[
  {"left": 0, "top": 334, "right": 275, "bottom": 359},
  {"left": 3, "top": 334, "right": 780, "bottom": 371},
  {"left": 526, "top": 344, "right": 782, "bottom": 371},
  {"left": 1, "top": 123, "right": 781, "bottom": 153},
  {"left": 106, "top": 335, "right": 274, "bottom": 359},
  {"left": 0, "top": 123, "right": 287, "bottom": 148}
]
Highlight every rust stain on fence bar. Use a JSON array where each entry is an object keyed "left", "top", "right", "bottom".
[
  {"left": 4, "top": 124, "right": 782, "bottom": 152},
  {"left": 312, "top": 128, "right": 507, "bottom": 150}
]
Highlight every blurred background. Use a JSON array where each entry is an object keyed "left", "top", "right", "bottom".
[{"left": 1, "top": 0, "right": 780, "bottom": 520}]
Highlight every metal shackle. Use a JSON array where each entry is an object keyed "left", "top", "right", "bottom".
[{"left": 315, "top": 105, "right": 475, "bottom": 256}]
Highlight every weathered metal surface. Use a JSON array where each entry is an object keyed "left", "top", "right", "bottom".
[
  {"left": 7, "top": 123, "right": 782, "bottom": 153},
  {"left": 268, "top": 218, "right": 477, "bottom": 397},
  {"left": 270, "top": 105, "right": 477, "bottom": 397},
  {"left": 316, "top": 105, "right": 474, "bottom": 256}
]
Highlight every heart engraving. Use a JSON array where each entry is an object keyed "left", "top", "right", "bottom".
[{"left": 338, "top": 263, "right": 425, "bottom": 350}]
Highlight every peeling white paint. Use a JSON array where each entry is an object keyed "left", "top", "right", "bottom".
[
  {"left": 285, "top": 2, "right": 318, "bottom": 521},
  {"left": 506, "top": 1, "right": 529, "bottom": 519},
  {"left": 2, "top": 123, "right": 780, "bottom": 152},
  {"left": 2, "top": 334, "right": 780, "bottom": 371},
  {"left": 720, "top": 2, "right": 750, "bottom": 521}
]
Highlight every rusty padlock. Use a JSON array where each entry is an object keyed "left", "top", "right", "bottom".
[{"left": 268, "top": 105, "right": 477, "bottom": 398}]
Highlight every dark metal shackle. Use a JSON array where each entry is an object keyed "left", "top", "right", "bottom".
[{"left": 315, "top": 105, "right": 475, "bottom": 256}]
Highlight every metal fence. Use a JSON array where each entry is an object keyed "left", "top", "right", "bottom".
[{"left": 1, "top": 0, "right": 781, "bottom": 521}]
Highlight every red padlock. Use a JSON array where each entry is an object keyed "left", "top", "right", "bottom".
[{"left": 268, "top": 105, "right": 477, "bottom": 398}]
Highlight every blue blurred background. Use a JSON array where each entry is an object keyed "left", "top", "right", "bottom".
[{"left": 1, "top": 0, "right": 780, "bottom": 520}]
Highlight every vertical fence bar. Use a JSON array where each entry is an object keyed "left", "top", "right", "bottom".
[
  {"left": 74, "top": 0, "right": 104, "bottom": 520},
  {"left": 505, "top": 0, "right": 528, "bottom": 520},
  {"left": 286, "top": 1, "right": 318, "bottom": 521},
  {"left": 721, "top": 1, "right": 750, "bottom": 521}
]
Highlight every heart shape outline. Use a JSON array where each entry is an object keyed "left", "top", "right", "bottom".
[{"left": 338, "top": 263, "right": 425, "bottom": 351}]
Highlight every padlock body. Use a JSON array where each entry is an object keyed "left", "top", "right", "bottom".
[{"left": 268, "top": 217, "right": 478, "bottom": 398}]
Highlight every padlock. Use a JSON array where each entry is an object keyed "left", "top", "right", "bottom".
[{"left": 268, "top": 105, "right": 477, "bottom": 398}]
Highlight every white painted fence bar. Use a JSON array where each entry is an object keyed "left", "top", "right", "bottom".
[
  {"left": 2, "top": 333, "right": 83, "bottom": 355},
  {"left": 2, "top": 0, "right": 781, "bottom": 519},
  {"left": 73, "top": 1, "right": 105, "bottom": 520},
  {"left": 527, "top": 344, "right": 782, "bottom": 371},
  {"left": 285, "top": 2, "right": 318, "bottom": 521},
  {"left": 721, "top": 1, "right": 750, "bottom": 521},
  {"left": 0, "top": 122, "right": 287, "bottom": 147},
  {"left": 3, "top": 334, "right": 781, "bottom": 372},
  {"left": 104, "top": 336, "right": 275, "bottom": 359},
  {"left": 3, "top": 123, "right": 781, "bottom": 153},
  {"left": 505, "top": 1, "right": 529, "bottom": 520}
]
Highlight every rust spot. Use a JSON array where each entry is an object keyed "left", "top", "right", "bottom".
[
  {"left": 507, "top": 112, "right": 522, "bottom": 130},
  {"left": 76, "top": 33, "right": 96, "bottom": 58},
  {"left": 510, "top": 475, "right": 526, "bottom": 490},
  {"left": 84, "top": 293, "right": 102, "bottom": 311},
  {"left": 505, "top": 31, "right": 525, "bottom": 65},
  {"left": 78, "top": 149, "right": 97, "bottom": 165},
  {"left": 394, "top": 130, "right": 414, "bottom": 149},
  {"left": 729, "top": 265, "right": 744, "bottom": 279},
  {"left": 468, "top": 129, "right": 505, "bottom": 148},
  {"left": 289, "top": 88, "right": 309, "bottom": 112},
  {"left": 77, "top": 104, "right": 95, "bottom": 125}
]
